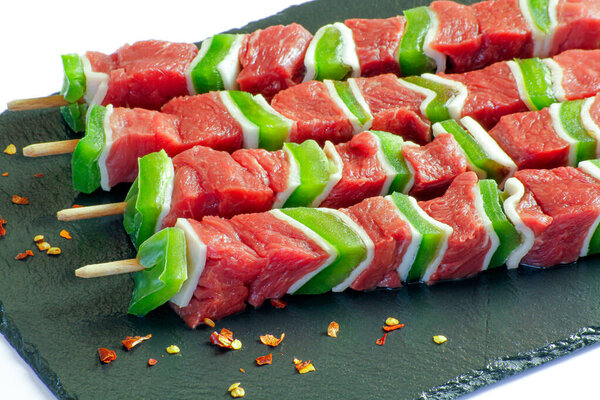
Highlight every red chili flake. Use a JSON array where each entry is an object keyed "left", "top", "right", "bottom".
[
  {"left": 294, "top": 359, "right": 316, "bottom": 374},
  {"left": 327, "top": 321, "right": 339, "bottom": 338},
  {"left": 121, "top": 334, "right": 152, "bottom": 350},
  {"left": 260, "top": 333, "right": 285, "bottom": 347},
  {"left": 11, "top": 195, "right": 29, "bottom": 205},
  {"left": 203, "top": 317, "right": 215, "bottom": 327},
  {"left": 148, "top": 358, "right": 158, "bottom": 366},
  {"left": 1, "top": 173, "right": 7, "bottom": 177},
  {"left": 376, "top": 333, "right": 387, "bottom": 346},
  {"left": 220, "top": 328, "right": 234, "bottom": 342},
  {"left": 72, "top": 204, "right": 84, "bottom": 208},
  {"left": 15, "top": 250, "right": 34, "bottom": 260},
  {"left": 59, "top": 229, "right": 72, "bottom": 240},
  {"left": 0, "top": 218, "right": 6, "bottom": 237},
  {"left": 33, "top": 173, "right": 44, "bottom": 178},
  {"left": 239, "top": 368, "right": 245, "bottom": 373},
  {"left": 255, "top": 353, "right": 273, "bottom": 366},
  {"left": 98, "top": 348, "right": 117, "bottom": 364},
  {"left": 270, "top": 299, "right": 287, "bottom": 309},
  {"left": 383, "top": 324, "right": 405, "bottom": 332},
  {"left": 210, "top": 328, "right": 240, "bottom": 350}
]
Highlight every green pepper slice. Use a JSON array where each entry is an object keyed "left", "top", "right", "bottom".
[
  {"left": 478, "top": 180, "right": 521, "bottom": 269},
  {"left": 371, "top": 131, "right": 413, "bottom": 193},
  {"left": 71, "top": 104, "right": 107, "bottom": 193},
  {"left": 128, "top": 227, "right": 187, "bottom": 317},
  {"left": 60, "top": 102, "right": 88, "bottom": 133},
  {"left": 190, "top": 34, "right": 240, "bottom": 93},
  {"left": 124, "top": 150, "right": 175, "bottom": 249},
  {"left": 60, "top": 54, "right": 86, "bottom": 103},
  {"left": 527, "top": 0, "right": 552, "bottom": 34},
  {"left": 398, "top": 6, "right": 436, "bottom": 76},
  {"left": 282, "top": 208, "right": 366, "bottom": 294},
  {"left": 283, "top": 140, "right": 332, "bottom": 207},
  {"left": 311, "top": 24, "right": 353, "bottom": 81},
  {"left": 390, "top": 192, "right": 447, "bottom": 282},
  {"left": 558, "top": 100, "right": 596, "bottom": 164},
  {"left": 581, "top": 160, "right": 600, "bottom": 255},
  {"left": 515, "top": 57, "right": 557, "bottom": 110},
  {"left": 228, "top": 91, "right": 292, "bottom": 151},
  {"left": 331, "top": 80, "right": 371, "bottom": 126},
  {"left": 403, "top": 75, "right": 452, "bottom": 122}
]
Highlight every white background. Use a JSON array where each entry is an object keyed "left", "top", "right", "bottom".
[{"left": 1, "top": 1, "right": 599, "bottom": 399}]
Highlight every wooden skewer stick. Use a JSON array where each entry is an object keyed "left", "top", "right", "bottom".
[
  {"left": 75, "top": 258, "right": 143, "bottom": 278},
  {"left": 23, "top": 139, "right": 79, "bottom": 157},
  {"left": 7, "top": 94, "right": 70, "bottom": 111},
  {"left": 57, "top": 202, "right": 127, "bottom": 221}
]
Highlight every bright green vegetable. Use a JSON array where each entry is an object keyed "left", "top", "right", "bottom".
[
  {"left": 60, "top": 54, "right": 86, "bottom": 103},
  {"left": 371, "top": 131, "right": 413, "bottom": 193},
  {"left": 124, "top": 150, "right": 175, "bottom": 250},
  {"left": 583, "top": 159, "right": 600, "bottom": 255},
  {"left": 558, "top": 100, "right": 596, "bottom": 164},
  {"left": 515, "top": 57, "right": 557, "bottom": 110},
  {"left": 189, "top": 34, "right": 240, "bottom": 93},
  {"left": 478, "top": 180, "right": 521, "bottom": 268},
  {"left": 403, "top": 75, "right": 452, "bottom": 122},
  {"left": 331, "top": 80, "right": 371, "bottom": 126},
  {"left": 282, "top": 208, "right": 366, "bottom": 294},
  {"left": 284, "top": 140, "right": 333, "bottom": 207},
  {"left": 71, "top": 104, "right": 106, "bottom": 193},
  {"left": 311, "top": 24, "right": 353, "bottom": 81},
  {"left": 527, "top": 0, "right": 552, "bottom": 34},
  {"left": 128, "top": 227, "right": 187, "bottom": 317},
  {"left": 398, "top": 6, "right": 436, "bottom": 76},
  {"left": 60, "top": 102, "right": 88, "bottom": 133}
]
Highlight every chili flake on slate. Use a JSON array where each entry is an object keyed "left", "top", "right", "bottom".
[
  {"left": 260, "top": 333, "right": 285, "bottom": 347},
  {"left": 270, "top": 299, "right": 287, "bottom": 309},
  {"left": 47, "top": 247, "right": 61, "bottom": 255},
  {"left": 203, "top": 317, "right": 215, "bottom": 327},
  {"left": 383, "top": 324, "right": 405, "bottom": 332},
  {"left": 3, "top": 144, "right": 16, "bottom": 155},
  {"left": 36, "top": 242, "right": 51, "bottom": 251},
  {"left": 33, "top": 235, "right": 44, "bottom": 242},
  {"left": 239, "top": 368, "right": 245, "bottom": 373},
  {"left": 0, "top": 218, "right": 6, "bottom": 237},
  {"left": 11, "top": 195, "right": 29, "bottom": 205},
  {"left": 376, "top": 333, "right": 387, "bottom": 346},
  {"left": 1, "top": 173, "right": 7, "bottom": 177},
  {"left": 385, "top": 317, "right": 399, "bottom": 326},
  {"left": 433, "top": 335, "right": 447, "bottom": 344},
  {"left": 148, "top": 358, "right": 158, "bottom": 366},
  {"left": 72, "top": 204, "right": 84, "bottom": 208},
  {"left": 327, "top": 321, "right": 339, "bottom": 338},
  {"left": 122, "top": 334, "right": 152, "bottom": 350},
  {"left": 166, "top": 345, "right": 180, "bottom": 354},
  {"left": 210, "top": 328, "right": 241, "bottom": 350},
  {"left": 293, "top": 359, "right": 316, "bottom": 374},
  {"left": 98, "top": 348, "right": 117, "bottom": 364},
  {"left": 255, "top": 353, "right": 273, "bottom": 366},
  {"left": 15, "top": 250, "right": 34, "bottom": 260},
  {"left": 34, "top": 173, "right": 44, "bottom": 178},
  {"left": 59, "top": 229, "right": 72, "bottom": 239},
  {"left": 228, "top": 383, "right": 245, "bottom": 398}
]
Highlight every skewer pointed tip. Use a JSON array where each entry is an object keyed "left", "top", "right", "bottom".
[
  {"left": 75, "top": 258, "right": 142, "bottom": 278},
  {"left": 57, "top": 202, "right": 127, "bottom": 221},
  {"left": 23, "top": 139, "right": 79, "bottom": 157}
]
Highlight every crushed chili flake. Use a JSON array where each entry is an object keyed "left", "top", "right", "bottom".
[
  {"left": 47, "top": 247, "right": 61, "bottom": 255},
  {"left": 270, "top": 299, "right": 287, "bottom": 309},
  {"left": 231, "top": 339, "right": 242, "bottom": 350},
  {"left": 203, "top": 317, "right": 215, "bottom": 327},
  {"left": 36, "top": 241, "right": 50, "bottom": 251},
  {"left": 72, "top": 204, "right": 84, "bottom": 208},
  {"left": 122, "top": 334, "right": 152, "bottom": 350},
  {"left": 1, "top": 173, "right": 7, "bottom": 177},
  {"left": 327, "top": 321, "right": 339, "bottom": 338},
  {"left": 3, "top": 144, "right": 16, "bottom": 155},
  {"left": 294, "top": 359, "right": 316, "bottom": 374},
  {"left": 148, "top": 358, "right": 157, "bottom": 366},
  {"left": 239, "top": 368, "right": 245, "bottom": 373},
  {"left": 383, "top": 324, "right": 405, "bottom": 332},
  {"left": 260, "top": 333, "right": 285, "bottom": 347},
  {"left": 210, "top": 328, "right": 240, "bottom": 350},
  {"left": 59, "top": 229, "right": 72, "bottom": 239},
  {"left": 0, "top": 218, "right": 6, "bottom": 238},
  {"left": 230, "top": 387, "right": 245, "bottom": 398},
  {"left": 221, "top": 328, "right": 234, "bottom": 341},
  {"left": 376, "top": 333, "right": 387, "bottom": 346},
  {"left": 385, "top": 317, "right": 399, "bottom": 326},
  {"left": 433, "top": 335, "right": 447, "bottom": 345},
  {"left": 15, "top": 250, "right": 34, "bottom": 260},
  {"left": 34, "top": 173, "right": 44, "bottom": 178},
  {"left": 166, "top": 345, "right": 180, "bottom": 354},
  {"left": 11, "top": 195, "right": 29, "bottom": 205},
  {"left": 98, "top": 348, "right": 117, "bottom": 364},
  {"left": 33, "top": 234, "right": 44, "bottom": 242},
  {"left": 255, "top": 353, "right": 273, "bottom": 366},
  {"left": 228, "top": 382, "right": 241, "bottom": 392}
]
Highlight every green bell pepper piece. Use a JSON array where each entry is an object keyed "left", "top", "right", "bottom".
[
  {"left": 282, "top": 208, "right": 366, "bottom": 294},
  {"left": 583, "top": 159, "right": 600, "bottom": 255},
  {"left": 60, "top": 54, "right": 86, "bottom": 103},
  {"left": 371, "top": 130, "right": 413, "bottom": 193},
  {"left": 128, "top": 227, "right": 188, "bottom": 317},
  {"left": 478, "top": 180, "right": 521, "bottom": 269},
  {"left": 559, "top": 100, "right": 596, "bottom": 164},
  {"left": 312, "top": 25, "right": 353, "bottom": 81},
  {"left": 390, "top": 192, "right": 446, "bottom": 282},
  {"left": 515, "top": 57, "right": 557, "bottom": 110},
  {"left": 284, "top": 140, "right": 332, "bottom": 207},
  {"left": 527, "top": 0, "right": 552, "bottom": 34},
  {"left": 124, "top": 150, "right": 175, "bottom": 249},
  {"left": 398, "top": 6, "right": 436, "bottom": 77},
  {"left": 71, "top": 104, "right": 106, "bottom": 193},
  {"left": 331, "top": 80, "right": 371, "bottom": 125},
  {"left": 228, "top": 91, "right": 292, "bottom": 151},
  {"left": 403, "top": 75, "right": 452, "bottom": 122},
  {"left": 190, "top": 34, "right": 239, "bottom": 93},
  {"left": 60, "top": 102, "right": 88, "bottom": 133}
]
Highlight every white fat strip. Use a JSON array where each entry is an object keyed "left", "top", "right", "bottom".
[
  {"left": 335, "top": 22, "right": 362, "bottom": 78},
  {"left": 473, "top": 184, "right": 501, "bottom": 271},
  {"left": 461, "top": 117, "right": 518, "bottom": 185},
  {"left": 310, "top": 141, "right": 344, "bottom": 207},
  {"left": 502, "top": 177, "right": 535, "bottom": 269},
  {"left": 384, "top": 196, "right": 421, "bottom": 282},
  {"left": 324, "top": 80, "right": 362, "bottom": 133},
  {"left": 372, "top": 134, "right": 403, "bottom": 196},
  {"left": 219, "top": 91, "right": 259, "bottom": 148},
  {"left": 411, "top": 196, "right": 453, "bottom": 283},
  {"left": 507, "top": 60, "right": 536, "bottom": 111},
  {"left": 423, "top": 7, "right": 447, "bottom": 73},
  {"left": 348, "top": 78, "right": 373, "bottom": 130},
  {"left": 400, "top": 142, "right": 419, "bottom": 194},
  {"left": 170, "top": 219, "right": 208, "bottom": 308},
  {"left": 269, "top": 209, "right": 338, "bottom": 294},
  {"left": 397, "top": 77, "right": 437, "bottom": 119},
  {"left": 549, "top": 103, "right": 577, "bottom": 166},
  {"left": 81, "top": 55, "right": 109, "bottom": 106},
  {"left": 302, "top": 24, "right": 322, "bottom": 82},
  {"left": 185, "top": 36, "right": 213, "bottom": 95},
  {"left": 420, "top": 73, "right": 467, "bottom": 120},
  {"left": 97, "top": 105, "right": 114, "bottom": 191},
  {"left": 324, "top": 208, "right": 375, "bottom": 292},
  {"left": 581, "top": 97, "right": 600, "bottom": 157},
  {"left": 577, "top": 160, "right": 600, "bottom": 257},
  {"left": 217, "top": 34, "right": 245, "bottom": 90},
  {"left": 542, "top": 58, "right": 566, "bottom": 102},
  {"left": 154, "top": 159, "right": 175, "bottom": 233},
  {"left": 431, "top": 121, "right": 487, "bottom": 179},
  {"left": 272, "top": 146, "right": 301, "bottom": 209},
  {"left": 253, "top": 94, "right": 294, "bottom": 137}
]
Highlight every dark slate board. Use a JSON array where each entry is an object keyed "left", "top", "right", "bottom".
[{"left": 1, "top": 1, "right": 600, "bottom": 399}]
